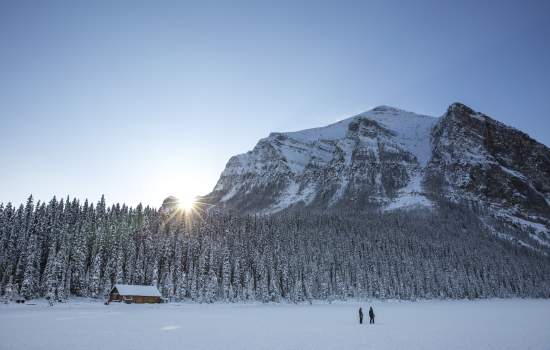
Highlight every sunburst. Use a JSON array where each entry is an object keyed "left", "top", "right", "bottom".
[{"left": 177, "top": 196, "right": 196, "bottom": 212}]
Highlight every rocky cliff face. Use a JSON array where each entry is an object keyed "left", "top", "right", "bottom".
[
  {"left": 426, "top": 103, "right": 550, "bottom": 241},
  {"left": 202, "top": 103, "right": 550, "bottom": 247}
]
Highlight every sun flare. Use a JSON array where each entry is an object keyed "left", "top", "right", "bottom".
[{"left": 177, "top": 196, "right": 196, "bottom": 211}]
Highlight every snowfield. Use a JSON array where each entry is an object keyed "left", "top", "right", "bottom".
[{"left": 1, "top": 299, "right": 550, "bottom": 350}]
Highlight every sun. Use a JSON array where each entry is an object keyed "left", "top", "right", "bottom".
[{"left": 177, "top": 196, "right": 196, "bottom": 211}]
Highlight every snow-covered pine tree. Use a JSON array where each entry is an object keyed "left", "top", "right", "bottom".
[
  {"left": 221, "top": 245, "right": 231, "bottom": 301},
  {"left": 20, "top": 232, "right": 40, "bottom": 299}
]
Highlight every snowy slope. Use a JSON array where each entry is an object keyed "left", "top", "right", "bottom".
[{"left": 354, "top": 106, "right": 436, "bottom": 167}]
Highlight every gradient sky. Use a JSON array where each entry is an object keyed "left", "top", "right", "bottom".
[{"left": 1, "top": 0, "right": 549, "bottom": 207}]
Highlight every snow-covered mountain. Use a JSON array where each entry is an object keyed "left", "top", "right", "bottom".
[
  {"left": 203, "top": 103, "right": 550, "bottom": 244},
  {"left": 207, "top": 106, "right": 437, "bottom": 211}
]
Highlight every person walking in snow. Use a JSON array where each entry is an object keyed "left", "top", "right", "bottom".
[
  {"left": 369, "top": 306, "right": 375, "bottom": 324},
  {"left": 359, "top": 307, "right": 364, "bottom": 324}
]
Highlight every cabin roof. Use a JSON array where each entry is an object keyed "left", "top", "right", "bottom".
[{"left": 111, "top": 284, "right": 161, "bottom": 297}]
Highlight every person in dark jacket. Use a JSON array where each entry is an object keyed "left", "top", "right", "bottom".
[
  {"left": 369, "top": 307, "right": 375, "bottom": 324},
  {"left": 359, "top": 307, "right": 364, "bottom": 324}
]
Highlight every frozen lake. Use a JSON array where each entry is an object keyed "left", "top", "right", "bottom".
[{"left": 1, "top": 299, "right": 549, "bottom": 350}]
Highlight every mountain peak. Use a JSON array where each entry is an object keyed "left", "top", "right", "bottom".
[
  {"left": 370, "top": 105, "right": 408, "bottom": 114},
  {"left": 448, "top": 102, "right": 473, "bottom": 113},
  {"left": 446, "top": 102, "right": 488, "bottom": 122}
]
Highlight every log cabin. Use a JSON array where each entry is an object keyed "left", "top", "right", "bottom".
[{"left": 108, "top": 284, "right": 162, "bottom": 304}]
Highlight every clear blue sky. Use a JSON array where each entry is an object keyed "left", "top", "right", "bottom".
[{"left": 1, "top": 0, "right": 549, "bottom": 207}]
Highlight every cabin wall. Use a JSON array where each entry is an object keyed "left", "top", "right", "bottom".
[
  {"left": 109, "top": 294, "right": 161, "bottom": 304},
  {"left": 132, "top": 296, "right": 161, "bottom": 304}
]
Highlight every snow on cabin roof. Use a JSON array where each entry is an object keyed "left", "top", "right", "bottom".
[{"left": 112, "top": 284, "right": 162, "bottom": 297}]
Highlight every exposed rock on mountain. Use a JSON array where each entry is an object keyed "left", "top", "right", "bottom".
[{"left": 426, "top": 103, "right": 550, "bottom": 244}]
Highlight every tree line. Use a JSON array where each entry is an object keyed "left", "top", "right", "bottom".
[{"left": 0, "top": 195, "right": 549, "bottom": 303}]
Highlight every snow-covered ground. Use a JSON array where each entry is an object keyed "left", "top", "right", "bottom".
[{"left": 1, "top": 299, "right": 549, "bottom": 350}]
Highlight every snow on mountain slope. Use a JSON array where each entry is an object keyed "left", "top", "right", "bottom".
[
  {"left": 354, "top": 106, "right": 436, "bottom": 167},
  {"left": 206, "top": 106, "right": 438, "bottom": 213}
]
